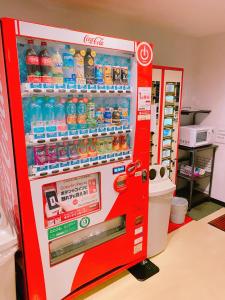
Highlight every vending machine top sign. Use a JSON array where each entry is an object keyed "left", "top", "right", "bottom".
[
  {"left": 0, "top": 18, "right": 153, "bottom": 300},
  {"left": 15, "top": 20, "right": 135, "bottom": 52}
]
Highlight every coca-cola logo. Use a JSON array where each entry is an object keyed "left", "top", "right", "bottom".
[{"left": 83, "top": 35, "right": 104, "bottom": 47}]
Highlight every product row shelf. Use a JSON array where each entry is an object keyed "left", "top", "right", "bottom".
[
  {"left": 26, "top": 125, "right": 131, "bottom": 145},
  {"left": 29, "top": 149, "right": 132, "bottom": 179},
  {"left": 178, "top": 171, "right": 211, "bottom": 181},
  {"left": 21, "top": 83, "right": 132, "bottom": 96}
]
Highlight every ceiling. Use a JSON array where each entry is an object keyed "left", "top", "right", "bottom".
[{"left": 43, "top": 0, "right": 225, "bottom": 37}]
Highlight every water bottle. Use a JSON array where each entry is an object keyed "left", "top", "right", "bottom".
[
  {"left": 104, "top": 101, "right": 112, "bottom": 125},
  {"left": 76, "top": 96, "right": 88, "bottom": 129},
  {"left": 66, "top": 96, "right": 77, "bottom": 130},
  {"left": 87, "top": 98, "right": 96, "bottom": 128},
  {"left": 120, "top": 98, "right": 129, "bottom": 126},
  {"left": 63, "top": 45, "right": 76, "bottom": 84},
  {"left": 23, "top": 97, "right": 31, "bottom": 134},
  {"left": 43, "top": 97, "right": 57, "bottom": 137},
  {"left": 30, "top": 96, "right": 44, "bottom": 135},
  {"left": 95, "top": 102, "right": 105, "bottom": 127},
  {"left": 55, "top": 97, "right": 67, "bottom": 134}
]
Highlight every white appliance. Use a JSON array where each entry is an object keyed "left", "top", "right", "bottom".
[{"left": 179, "top": 125, "right": 214, "bottom": 147}]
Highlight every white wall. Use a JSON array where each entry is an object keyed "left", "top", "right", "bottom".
[
  {"left": 194, "top": 33, "right": 225, "bottom": 202},
  {"left": 0, "top": 0, "right": 198, "bottom": 106}
]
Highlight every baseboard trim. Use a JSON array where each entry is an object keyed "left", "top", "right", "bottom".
[{"left": 210, "top": 198, "right": 225, "bottom": 207}]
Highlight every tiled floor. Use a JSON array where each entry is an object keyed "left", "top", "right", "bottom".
[{"left": 78, "top": 208, "right": 225, "bottom": 300}]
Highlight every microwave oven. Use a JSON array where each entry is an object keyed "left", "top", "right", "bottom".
[{"left": 179, "top": 125, "right": 214, "bottom": 147}]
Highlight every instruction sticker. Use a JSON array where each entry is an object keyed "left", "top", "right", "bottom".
[{"left": 137, "top": 87, "right": 151, "bottom": 120}]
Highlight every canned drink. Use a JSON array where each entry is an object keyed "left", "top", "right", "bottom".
[
  {"left": 120, "top": 134, "right": 128, "bottom": 150},
  {"left": 112, "top": 136, "right": 120, "bottom": 151},
  {"left": 103, "top": 65, "right": 113, "bottom": 85},
  {"left": 33, "top": 145, "right": 46, "bottom": 165},
  {"left": 68, "top": 140, "right": 79, "bottom": 160},
  {"left": 46, "top": 143, "right": 57, "bottom": 164},
  {"left": 95, "top": 64, "right": 104, "bottom": 84},
  {"left": 57, "top": 142, "right": 69, "bottom": 162},
  {"left": 121, "top": 67, "right": 128, "bottom": 85},
  {"left": 113, "top": 66, "right": 121, "bottom": 85}
]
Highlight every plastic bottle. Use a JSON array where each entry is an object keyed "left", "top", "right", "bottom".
[
  {"left": 84, "top": 48, "right": 96, "bottom": 84},
  {"left": 87, "top": 98, "right": 96, "bottom": 128},
  {"left": 55, "top": 97, "right": 67, "bottom": 133},
  {"left": 66, "top": 96, "right": 77, "bottom": 130},
  {"left": 63, "top": 45, "right": 76, "bottom": 84},
  {"left": 104, "top": 105, "right": 112, "bottom": 125},
  {"left": 104, "top": 136, "right": 113, "bottom": 153},
  {"left": 23, "top": 97, "right": 31, "bottom": 134},
  {"left": 112, "top": 136, "right": 120, "bottom": 151},
  {"left": 120, "top": 134, "right": 128, "bottom": 150},
  {"left": 120, "top": 98, "right": 130, "bottom": 126},
  {"left": 76, "top": 96, "right": 87, "bottom": 129},
  {"left": 30, "top": 97, "right": 44, "bottom": 132},
  {"left": 74, "top": 50, "right": 86, "bottom": 85},
  {"left": 77, "top": 139, "right": 88, "bottom": 158},
  {"left": 87, "top": 138, "right": 97, "bottom": 157},
  {"left": 112, "top": 105, "right": 121, "bottom": 125},
  {"left": 39, "top": 41, "right": 53, "bottom": 83},
  {"left": 95, "top": 103, "right": 105, "bottom": 127},
  {"left": 25, "top": 40, "right": 41, "bottom": 83},
  {"left": 96, "top": 137, "right": 105, "bottom": 154},
  {"left": 43, "top": 97, "right": 56, "bottom": 135},
  {"left": 51, "top": 49, "right": 64, "bottom": 84}
]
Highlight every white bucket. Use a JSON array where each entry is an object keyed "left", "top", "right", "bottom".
[{"left": 170, "top": 197, "right": 188, "bottom": 224}]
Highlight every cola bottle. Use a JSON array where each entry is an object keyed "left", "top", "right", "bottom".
[
  {"left": 26, "top": 40, "right": 41, "bottom": 83},
  {"left": 39, "top": 41, "right": 53, "bottom": 83}
]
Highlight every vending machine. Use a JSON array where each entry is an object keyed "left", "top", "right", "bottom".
[
  {"left": 0, "top": 18, "right": 153, "bottom": 299},
  {"left": 150, "top": 65, "right": 183, "bottom": 184}
]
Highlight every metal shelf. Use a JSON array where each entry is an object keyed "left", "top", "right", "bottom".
[
  {"left": 176, "top": 188, "right": 210, "bottom": 207},
  {"left": 176, "top": 144, "right": 218, "bottom": 209},
  {"left": 181, "top": 109, "right": 211, "bottom": 124},
  {"left": 179, "top": 144, "right": 218, "bottom": 152},
  {"left": 178, "top": 171, "right": 211, "bottom": 182},
  {"left": 181, "top": 109, "right": 211, "bottom": 115}
]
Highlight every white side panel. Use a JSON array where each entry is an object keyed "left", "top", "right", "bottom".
[
  {"left": 18, "top": 21, "right": 135, "bottom": 52},
  {"left": 164, "top": 70, "right": 183, "bottom": 82},
  {"left": 152, "top": 68, "right": 162, "bottom": 81},
  {"left": 29, "top": 160, "right": 131, "bottom": 300}
]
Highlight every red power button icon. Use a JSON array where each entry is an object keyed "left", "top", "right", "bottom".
[{"left": 136, "top": 42, "right": 153, "bottom": 67}]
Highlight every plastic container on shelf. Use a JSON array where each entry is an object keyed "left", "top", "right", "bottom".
[
  {"left": 148, "top": 165, "right": 176, "bottom": 257},
  {"left": 0, "top": 205, "right": 17, "bottom": 300},
  {"left": 170, "top": 197, "right": 188, "bottom": 224}
]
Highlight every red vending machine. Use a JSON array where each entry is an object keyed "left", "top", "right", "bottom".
[{"left": 0, "top": 18, "right": 153, "bottom": 299}]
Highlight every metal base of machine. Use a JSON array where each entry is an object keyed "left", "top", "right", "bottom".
[{"left": 128, "top": 259, "right": 160, "bottom": 281}]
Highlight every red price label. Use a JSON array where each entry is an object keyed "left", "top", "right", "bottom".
[{"left": 136, "top": 42, "right": 153, "bottom": 67}]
